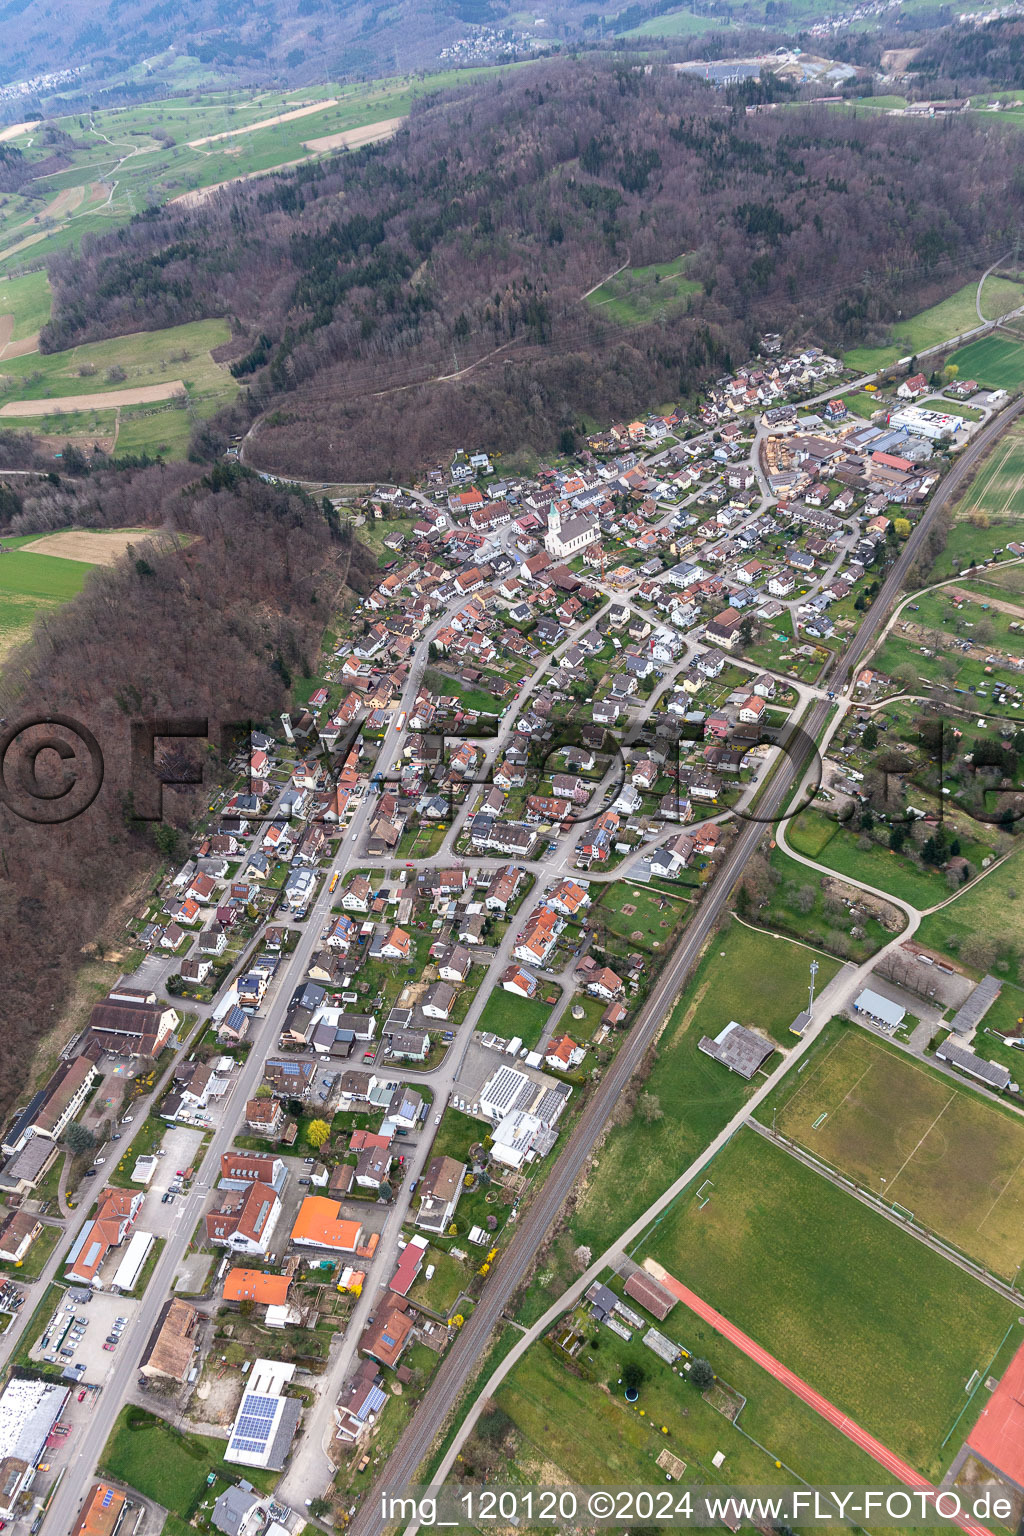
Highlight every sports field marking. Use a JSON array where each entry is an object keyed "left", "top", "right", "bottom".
[
  {"left": 975, "top": 1148, "right": 1024, "bottom": 1235},
  {"left": 775, "top": 1031, "right": 850, "bottom": 1114},
  {"left": 774, "top": 1028, "right": 1024, "bottom": 1276},
  {"left": 830, "top": 1064, "right": 875, "bottom": 1121},
  {"left": 886, "top": 1093, "right": 956, "bottom": 1195},
  {"left": 641, "top": 1259, "right": 998, "bottom": 1536}
]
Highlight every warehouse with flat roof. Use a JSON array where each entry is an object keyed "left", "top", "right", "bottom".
[{"left": 853, "top": 988, "right": 905, "bottom": 1032}]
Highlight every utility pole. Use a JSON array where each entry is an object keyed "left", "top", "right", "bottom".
[{"left": 808, "top": 957, "right": 819, "bottom": 1015}]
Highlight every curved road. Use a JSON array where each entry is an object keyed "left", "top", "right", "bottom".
[{"left": 346, "top": 388, "right": 1024, "bottom": 1536}]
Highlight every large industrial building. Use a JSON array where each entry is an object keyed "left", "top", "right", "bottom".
[{"left": 0, "top": 1377, "right": 70, "bottom": 1519}]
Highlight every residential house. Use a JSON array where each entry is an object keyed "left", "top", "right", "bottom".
[
  {"left": 245, "top": 1098, "right": 285, "bottom": 1138},
  {"left": 513, "top": 906, "right": 562, "bottom": 968},
  {"left": 501, "top": 965, "right": 538, "bottom": 999},
  {"left": 545, "top": 1036, "right": 585, "bottom": 1072},
  {"left": 415, "top": 1155, "right": 467, "bottom": 1234},
  {"left": 2, "top": 1056, "right": 97, "bottom": 1156},
  {"left": 420, "top": 983, "right": 455, "bottom": 1021},
  {"left": 205, "top": 1183, "right": 281, "bottom": 1255},
  {"left": 436, "top": 944, "right": 472, "bottom": 984}
]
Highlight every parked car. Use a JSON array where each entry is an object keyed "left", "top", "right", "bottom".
[
  {"left": 77, "top": 1391, "right": 87, "bottom": 1402},
  {"left": 298, "top": 1177, "right": 311, "bottom": 1186},
  {"left": 103, "top": 1342, "right": 116, "bottom": 1351}
]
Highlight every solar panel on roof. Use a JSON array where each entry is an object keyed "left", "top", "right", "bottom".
[
  {"left": 101, "top": 1491, "right": 114, "bottom": 1509},
  {"left": 229, "top": 1392, "right": 281, "bottom": 1454}
]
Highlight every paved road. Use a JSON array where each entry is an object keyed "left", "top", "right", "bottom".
[
  {"left": 44, "top": 611, "right": 447, "bottom": 1536},
  {"left": 36, "top": 386, "right": 1024, "bottom": 1535},
  {"left": 344, "top": 391, "right": 1024, "bottom": 1536}
]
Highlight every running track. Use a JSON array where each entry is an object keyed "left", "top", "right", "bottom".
[{"left": 643, "top": 1260, "right": 995, "bottom": 1536}]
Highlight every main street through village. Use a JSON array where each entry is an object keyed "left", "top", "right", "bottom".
[{"left": 7, "top": 342, "right": 1023, "bottom": 1536}]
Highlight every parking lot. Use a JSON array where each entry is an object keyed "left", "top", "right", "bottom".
[{"left": 29, "top": 1287, "right": 137, "bottom": 1386}]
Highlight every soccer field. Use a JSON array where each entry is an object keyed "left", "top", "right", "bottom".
[
  {"left": 774, "top": 1027, "right": 1024, "bottom": 1278},
  {"left": 644, "top": 1129, "right": 1020, "bottom": 1477}
]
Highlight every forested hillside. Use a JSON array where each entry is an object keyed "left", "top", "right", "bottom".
[
  {"left": 40, "top": 60, "right": 1024, "bottom": 481},
  {"left": 911, "top": 18, "right": 1024, "bottom": 92},
  {"left": 0, "top": 468, "right": 373, "bottom": 1117}
]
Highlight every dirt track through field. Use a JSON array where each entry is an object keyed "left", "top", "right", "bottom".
[
  {"left": 0, "top": 314, "right": 38, "bottom": 361},
  {"left": 187, "top": 98, "right": 339, "bottom": 147},
  {"left": 0, "top": 381, "right": 186, "bottom": 416},
  {"left": 170, "top": 116, "right": 404, "bottom": 209},
  {"left": 302, "top": 116, "right": 405, "bottom": 153}
]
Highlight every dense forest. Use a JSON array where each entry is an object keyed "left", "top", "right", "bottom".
[
  {"left": 911, "top": 18, "right": 1024, "bottom": 93},
  {"left": 40, "top": 59, "right": 1024, "bottom": 481},
  {"left": 0, "top": 466, "right": 374, "bottom": 1118}
]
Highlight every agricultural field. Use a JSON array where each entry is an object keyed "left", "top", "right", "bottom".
[
  {"left": 0, "top": 317, "right": 235, "bottom": 459},
  {"left": 584, "top": 255, "right": 701, "bottom": 326},
  {"left": 643, "top": 1128, "right": 1021, "bottom": 1476},
  {"left": 0, "top": 526, "right": 154, "bottom": 660},
  {"left": 950, "top": 334, "right": 1024, "bottom": 391},
  {"left": 622, "top": 8, "right": 722, "bottom": 34},
  {"left": 0, "top": 69, "right": 525, "bottom": 274},
  {"left": 0, "top": 543, "right": 93, "bottom": 660},
  {"left": 934, "top": 419, "right": 1024, "bottom": 575},
  {"left": 844, "top": 276, "right": 1024, "bottom": 372},
  {"left": 763, "top": 1023, "right": 1024, "bottom": 1277},
  {"left": 115, "top": 401, "right": 194, "bottom": 459},
  {"left": 0, "top": 406, "right": 119, "bottom": 452},
  {"left": 949, "top": 415, "right": 1024, "bottom": 549},
  {"left": 0, "top": 318, "right": 234, "bottom": 411},
  {"left": 0, "top": 268, "right": 52, "bottom": 343}
]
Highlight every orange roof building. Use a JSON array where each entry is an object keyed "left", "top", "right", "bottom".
[
  {"left": 66, "top": 1187, "right": 144, "bottom": 1285},
  {"left": 291, "top": 1197, "right": 364, "bottom": 1252},
  {"left": 70, "top": 1484, "right": 128, "bottom": 1536},
  {"left": 222, "top": 1268, "right": 292, "bottom": 1306}
]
